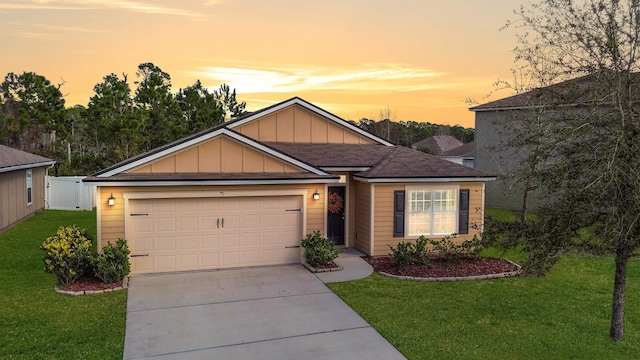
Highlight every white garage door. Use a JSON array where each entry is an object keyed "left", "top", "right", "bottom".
[{"left": 127, "top": 196, "right": 303, "bottom": 274}]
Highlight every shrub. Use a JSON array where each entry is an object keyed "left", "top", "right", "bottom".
[
  {"left": 388, "top": 236, "right": 431, "bottom": 268},
  {"left": 428, "top": 234, "right": 483, "bottom": 264},
  {"left": 301, "top": 231, "right": 342, "bottom": 267},
  {"left": 93, "top": 239, "right": 131, "bottom": 284},
  {"left": 41, "top": 225, "right": 94, "bottom": 284}
]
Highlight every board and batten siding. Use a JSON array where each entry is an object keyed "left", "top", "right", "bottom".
[
  {"left": 371, "top": 182, "right": 485, "bottom": 256},
  {"left": 130, "top": 135, "right": 303, "bottom": 174},
  {"left": 97, "top": 184, "right": 326, "bottom": 249},
  {"left": 0, "top": 167, "right": 47, "bottom": 232},
  {"left": 353, "top": 180, "right": 372, "bottom": 255},
  {"left": 234, "top": 105, "right": 375, "bottom": 144}
]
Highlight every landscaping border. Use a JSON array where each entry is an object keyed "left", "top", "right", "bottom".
[
  {"left": 54, "top": 277, "right": 128, "bottom": 296},
  {"left": 303, "top": 262, "right": 343, "bottom": 273},
  {"left": 378, "top": 259, "right": 522, "bottom": 282}
]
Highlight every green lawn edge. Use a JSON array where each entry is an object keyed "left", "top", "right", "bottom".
[
  {"left": 0, "top": 210, "right": 127, "bottom": 359},
  {"left": 329, "top": 250, "right": 640, "bottom": 359}
]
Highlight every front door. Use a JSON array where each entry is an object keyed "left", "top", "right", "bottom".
[{"left": 327, "top": 186, "right": 345, "bottom": 245}]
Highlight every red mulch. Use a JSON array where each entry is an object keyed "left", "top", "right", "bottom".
[
  {"left": 61, "top": 275, "right": 123, "bottom": 292},
  {"left": 366, "top": 256, "right": 518, "bottom": 278}
]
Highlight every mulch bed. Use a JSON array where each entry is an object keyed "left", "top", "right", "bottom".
[
  {"left": 366, "top": 256, "right": 519, "bottom": 278},
  {"left": 61, "top": 275, "right": 123, "bottom": 292}
]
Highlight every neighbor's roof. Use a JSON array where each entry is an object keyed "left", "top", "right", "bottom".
[
  {"left": 442, "top": 141, "right": 475, "bottom": 158},
  {"left": 411, "top": 135, "right": 462, "bottom": 155},
  {"left": 0, "top": 145, "right": 55, "bottom": 174},
  {"left": 469, "top": 72, "right": 640, "bottom": 112}
]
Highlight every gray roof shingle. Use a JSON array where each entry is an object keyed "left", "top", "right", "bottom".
[{"left": 0, "top": 145, "right": 54, "bottom": 173}]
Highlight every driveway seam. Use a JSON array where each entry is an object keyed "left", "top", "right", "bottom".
[
  {"left": 128, "top": 326, "right": 373, "bottom": 359},
  {"left": 127, "top": 290, "right": 332, "bottom": 313}
]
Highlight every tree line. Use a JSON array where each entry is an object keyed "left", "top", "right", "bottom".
[
  {"left": 0, "top": 62, "right": 246, "bottom": 175},
  {"left": 0, "top": 62, "right": 473, "bottom": 175}
]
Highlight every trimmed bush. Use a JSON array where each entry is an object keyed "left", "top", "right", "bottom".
[
  {"left": 93, "top": 239, "right": 131, "bottom": 284},
  {"left": 301, "top": 231, "right": 342, "bottom": 267},
  {"left": 41, "top": 225, "right": 94, "bottom": 284},
  {"left": 388, "top": 236, "right": 431, "bottom": 268},
  {"left": 428, "top": 234, "right": 483, "bottom": 264}
]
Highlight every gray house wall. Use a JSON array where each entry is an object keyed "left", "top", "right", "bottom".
[{"left": 474, "top": 111, "right": 545, "bottom": 210}]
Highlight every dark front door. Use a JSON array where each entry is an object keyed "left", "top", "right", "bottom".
[{"left": 327, "top": 186, "right": 345, "bottom": 245}]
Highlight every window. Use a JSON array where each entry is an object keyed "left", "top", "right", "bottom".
[
  {"left": 26, "top": 170, "right": 33, "bottom": 206},
  {"left": 407, "top": 188, "right": 457, "bottom": 236}
]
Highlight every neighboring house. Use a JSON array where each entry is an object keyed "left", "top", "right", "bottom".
[
  {"left": 469, "top": 74, "right": 593, "bottom": 210},
  {"left": 411, "top": 135, "right": 463, "bottom": 156},
  {"left": 84, "top": 97, "right": 494, "bottom": 275},
  {"left": 0, "top": 145, "right": 55, "bottom": 232},
  {"left": 441, "top": 141, "right": 474, "bottom": 168}
]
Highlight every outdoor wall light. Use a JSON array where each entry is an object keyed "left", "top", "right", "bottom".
[
  {"left": 312, "top": 189, "right": 320, "bottom": 201},
  {"left": 108, "top": 193, "right": 116, "bottom": 206}
]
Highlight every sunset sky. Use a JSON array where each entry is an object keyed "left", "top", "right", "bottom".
[{"left": 1, "top": 0, "right": 520, "bottom": 128}]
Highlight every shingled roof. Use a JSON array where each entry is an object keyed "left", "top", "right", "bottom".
[
  {"left": 411, "top": 135, "right": 462, "bottom": 155},
  {"left": 0, "top": 145, "right": 55, "bottom": 174},
  {"left": 469, "top": 72, "right": 640, "bottom": 112},
  {"left": 442, "top": 141, "right": 474, "bottom": 157},
  {"left": 268, "top": 142, "right": 490, "bottom": 180}
]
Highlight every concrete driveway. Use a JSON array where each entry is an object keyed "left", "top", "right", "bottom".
[{"left": 123, "top": 265, "right": 406, "bottom": 359}]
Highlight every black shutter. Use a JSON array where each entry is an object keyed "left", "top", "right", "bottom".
[
  {"left": 459, "top": 189, "right": 469, "bottom": 234},
  {"left": 393, "top": 190, "right": 405, "bottom": 237}
]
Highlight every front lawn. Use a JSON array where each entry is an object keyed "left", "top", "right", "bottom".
[
  {"left": 329, "top": 253, "right": 640, "bottom": 359},
  {"left": 0, "top": 210, "right": 127, "bottom": 359}
]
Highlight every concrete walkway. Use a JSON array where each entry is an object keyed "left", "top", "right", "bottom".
[{"left": 123, "top": 252, "right": 405, "bottom": 359}]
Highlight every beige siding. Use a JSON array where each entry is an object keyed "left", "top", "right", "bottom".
[
  {"left": 371, "top": 182, "right": 486, "bottom": 256},
  {"left": 0, "top": 167, "right": 47, "bottom": 232},
  {"left": 98, "top": 184, "right": 327, "bottom": 249},
  {"left": 235, "top": 104, "right": 375, "bottom": 144},
  {"left": 353, "top": 180, "right": 372, "bottom": 255},
  {"left": 128, "top": 135, "right": 306, "bottom": 174}
]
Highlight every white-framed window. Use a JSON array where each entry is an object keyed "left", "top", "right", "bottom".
[
  {"left": 406, "top": 187, "right": 458, "bottom": 236},
  {"left": 26, "top": 169, "right": 33, "bottom": 206}
]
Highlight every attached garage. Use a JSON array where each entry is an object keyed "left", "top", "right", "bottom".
[{"left": 127, "top": 195, "right": 304, "bottom": 274}]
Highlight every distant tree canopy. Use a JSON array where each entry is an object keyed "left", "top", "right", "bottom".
[
  {"left": 0, "top": 63, "right": 246, "bottom": 175},
  {"left": 353, "top": 118, "right": 474, "bottom": 147},
  {"left": 0, "top": 63, "right": 471, "bottom": 175}
]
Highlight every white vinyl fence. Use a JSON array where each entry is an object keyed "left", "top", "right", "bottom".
[{"left": 45, "top": 176, "right": 96, "bottom": 210}]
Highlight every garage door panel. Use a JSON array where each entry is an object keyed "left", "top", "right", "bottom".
[
  {"left": 199, "top": 233, "right": 220, "bottom": 249},
  {"left": 200, "top": 252, "right": 219, "bottom": 266},
  {"left": 221, "top": 251, "right": 240, "bottom": 266},
  {"left": 156, "top": 235, "right": 177, "bottom": 251},
  {"left": 242, "top": 232, "right": 260, "bottom": 246},
  {"left": 261, "top": 231, "right": 279, "bottom": 246},
  {"left": 222, "top": 233, "right": 240, "bottom": 248},
  {"left": 178, "top": 216, "right": 198, "bottom": 230},
  {"left": 179, "top": 235, "right": 198, "bottom": 250},
  {"left": 178, "top": 254, "right": 199, "bottom": 270},
  {"left": 128, "top": 196, "right": 302, "bottom": 274}
]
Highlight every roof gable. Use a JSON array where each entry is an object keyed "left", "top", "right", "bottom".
[
  {"left": 96, "top": 129, "right": 330, "bottom": 177},
  {"left": 228, "top": 97, "right": 393, "bottom": 146}
]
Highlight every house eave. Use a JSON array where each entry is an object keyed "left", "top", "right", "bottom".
[
  {"left": 83, "top": 178, "right": 342, "bottom": 186},
  {"left": 320, "top": 167, "right": 371, "bottom": 172},
  {"left": 352, "top": 176, "right": 496, "bottom": 183},
  {"left": 0, "top": 160, "right": 56, "bottom": 174}
]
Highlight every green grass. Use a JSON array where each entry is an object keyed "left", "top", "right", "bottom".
[
  {"left": 0, "top": 210, "right": 127, "bottom": 359},
  {"left": 329, "top": 253, "right": 640, "bottom": 359}
]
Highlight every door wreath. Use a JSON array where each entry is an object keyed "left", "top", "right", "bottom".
[{"left": 327, "top": 192, "right": 343, "bottom": 213}]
